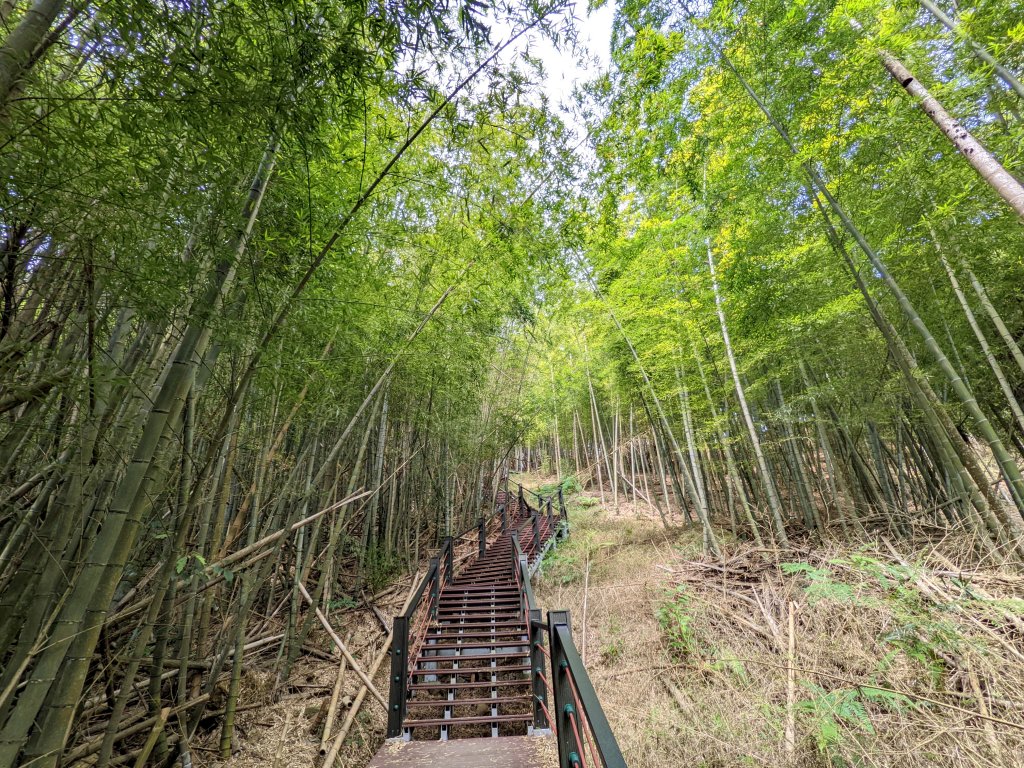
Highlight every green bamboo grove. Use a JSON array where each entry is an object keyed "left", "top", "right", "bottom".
[
  {"left": 512, "top": 0, "right": 1024, "bottom": 556},
  {"left": 2, "top": 0, "right": 1024, "bottom": 765}
]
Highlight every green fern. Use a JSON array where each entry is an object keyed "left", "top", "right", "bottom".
[
  {"left": 798, "top": 684, "right": 875, "bottom": 758},
  {"left": 781, "top": 561, "right": 858, "bottom": 605},
  {"left": 657, "top": 586, "right": 699, "bottom": 659},
  {"left": 859, "top": 686, "right": 915, "bottom": 713}
]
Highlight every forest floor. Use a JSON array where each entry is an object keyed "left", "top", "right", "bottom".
[
  {"left": 529, "top": 471, "right": 1024, "bottom": 768},
  {"left": 209, "top": 475, "right": 1024, "bottom": 768},
  {"left": 188, "top": 582, "right": 408, "bottom": 768}
]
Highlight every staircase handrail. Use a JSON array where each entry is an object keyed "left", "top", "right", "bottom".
[
  {"left": 547, "top": 611, "right": 627, "bottom": 768},
  {"left": 387, "top": 554, "right": 441, "bottom": 737},
  {"left": 511, "top": 483, "right": 624, "bottom": 768}
]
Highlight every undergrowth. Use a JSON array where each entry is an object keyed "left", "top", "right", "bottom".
[{"left": 528, "top": 476, "right": 1024, "bottom": 768}]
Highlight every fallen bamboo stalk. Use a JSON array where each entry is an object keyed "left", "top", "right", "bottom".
[
  {"left": 319, "top": 633, "right": 352, "bottom": 754},
  {"left": 64, "top": 694, "right": 209, "bottom": 762},
  {"left": 132, "top": 707, "right": 169, "bottom": 768},
  {"left": 324, "top": 573, "right": 423, "bottom": 767},
  {"left": 272, "top": 711, "right": 293, "bottom": 768},
  {"left": 296, "top": 582, "right": 386, "bottom": 709}
]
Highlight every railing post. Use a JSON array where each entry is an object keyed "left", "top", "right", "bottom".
[
  {"left": 386, "top": 615, "right": 409, "bottom": 738},
  {"left": 500, "top": 502, "right": 508, "bottom": 531},
  {"left": 532, "top": 512, "right": 541, "bottom": 553},
  {"left": 518, "top": 486, "right": 526, "bottom": 518},
  {"left": 478, "top": 516, "right": 486, "bottom": 558},
  {"left": 443, "top": 536, "right": 453, "bottom": 584},
  {"left": 428, "top": 556, "right": 440, "bottom": 619},
  {"left": 558, "top": 487, "right": 568, "bottom": 535},
  {"left": 548, "top": 610, "right": 578, "bottom": 768},
  {"left": 529, "top": 606, "right": 549, "bottom": 733},
  {"left": 547, "top": 498, "right": 554, "bottom": 527}
]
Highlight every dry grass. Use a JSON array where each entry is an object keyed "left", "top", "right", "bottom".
[
  {"left": 534, "top": 479, "right": 1024, "bottom": 768},
  {"left": 214, "top": 472, "right": 1024, "bottom": 768}
]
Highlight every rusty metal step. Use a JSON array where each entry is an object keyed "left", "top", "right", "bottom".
[
  {"left": 425, "top": 633, "right": 527, "bottom": 642},
  {"left": 419, "top": 639, "right": 529, "bottom": 650},
  {"left": 414, "top": 652, "right": 529, "bottom": 665},
  {"left": 438, "top": 597, "right": 521, "bottom": 606},
  {"left": 436, "top": 614, "right": 524, "bottom": 626},
  {"left": 409, "top": 665, "right": 531, "bottom": 677},
  {"left": 431, "top": 621, "right": 526, "bottom": 631},
  {"left": 404, "top": 713, "right": 533, "bottom": 727},
  {"left": 409, "top": 678, "right": 531, "bottom": 691},
  {"left": 405, "top": 695, "right": 530, "bottom": 708}
]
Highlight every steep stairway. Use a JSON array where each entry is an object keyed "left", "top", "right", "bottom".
[
  {"left": 371, "top": 480, "right": 626, "bottom": 768},
  {"left": 401, "top": 510, "right": 556, "bottom": 739}
]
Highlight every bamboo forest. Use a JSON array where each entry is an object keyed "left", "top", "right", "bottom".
[{"left": 2, "top": 0, "right": 1024, "bottom": 766}]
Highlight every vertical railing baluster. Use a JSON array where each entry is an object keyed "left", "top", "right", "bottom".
[
  {"left": 443, "top": 536, "right": 453, "bottom": 585},
  {"left": 548, "top": 610, "right": 578, "bottom": 768},
  {"left": 429, "top": 556, "right": 440, "bottom": 619},
  {"left": 478, "top": 515, "right": 486, "bottom": 558},
  {"left": 558, "top": 487, "right": 567, "bottom": 531},
  {"left": 529, "top": 604, "right": 549, "bottom": 733},
  {"left": 386, "top": 615, "right": 409, "bottom": 738}
]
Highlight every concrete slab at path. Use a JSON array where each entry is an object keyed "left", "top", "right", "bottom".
[{"left": 366, "top": 735, "right": 557, "bottom": 767}]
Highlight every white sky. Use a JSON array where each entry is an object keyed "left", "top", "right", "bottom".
[
  {"left": 493, "top": 1, "right": 615, "bottom": 129},
  {"left": 533, "top": 2, "right": 614, "bottom": 112}
]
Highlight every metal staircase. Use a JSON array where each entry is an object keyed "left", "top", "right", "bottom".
[{"left": 372, "top": 479, "right": 626, "bottom": 768}]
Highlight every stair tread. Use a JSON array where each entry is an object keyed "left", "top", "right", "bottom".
[
  {"left": 406, "top": 695, "right": 530, "bottom": 707},
  {"left": 404, "top": 713, "right": 534, "bottom": 727},
  {"left": 409, "top": 665, "right": 531, "bottom": 676},
  {"left": 409, "top": 679, "right": 531, "bottom": 690}
]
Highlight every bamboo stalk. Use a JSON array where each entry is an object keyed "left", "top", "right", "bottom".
[
  {"left": 131, "top": 707, "right": 169, "bottom": 768},
  {"left": 784, "top": 601, "right": 797, "bottom": 758},
  {"left": 319, "top": 633, "right": 352, "bottom": 754},
  {"left": 323, "top": 574, "right": 422, "bottom": 766},
  {"left": 296, "top": 582, "right": 386, "bottom": 709}
]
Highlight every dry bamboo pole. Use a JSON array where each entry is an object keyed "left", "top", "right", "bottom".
[
  {"left": 611, "top": 402, "right": 620, "bottom": 510},
  {"left": 131, "top": 707, "right": 169, "bottom": 768},
  {"left": 878, "top": 49, "right": 1024, "bottom": 218},
  {"left": 319, "top": 635, "right": 351, "bottom": 754},
  {"left": 323, "top": 574, "right": 423, "bottom": 766},
  {"left": 784, "top": 602, "right": 797, "bottom": 758},
  {"left": 296, "top": 582, "right": 386, "bottom": 709}
]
